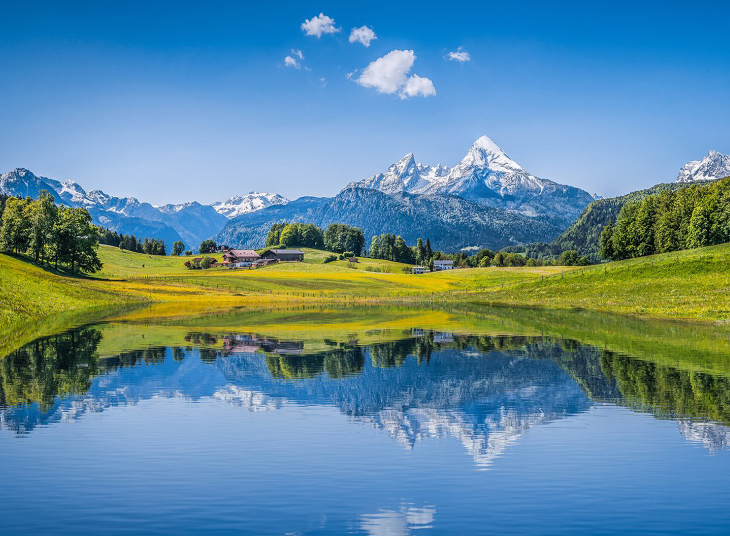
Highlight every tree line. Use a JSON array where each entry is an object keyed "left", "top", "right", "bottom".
[
  {"left": 98, "top": 229, "right": 171, "bottom": 256},
  {"left": 0, "top": 191, "right": 102, "bottom": 274},
  {"left": 265, "top": 223, "right": 366, "bottom": 256},
  {"left": 600, "top": 177, "right": 730, "bottom": 260}
]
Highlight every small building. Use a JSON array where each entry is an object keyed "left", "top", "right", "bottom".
[
  {"left": 412, "top": 265, "right": 430, "bottom": 274},
  {"left": 433, "top": 260, "right": 454, "bottom": 271},
  {"left": 260, "top": 249, "right": 304, "bottom": 262},
  {"left": 348, "top": 257, "right": 359, "bottom": 264},
  {"left": 223, "top": 249, "right": 261, "bottom": 265}
]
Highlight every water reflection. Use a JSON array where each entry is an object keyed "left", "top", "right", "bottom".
[{"left": 2, "top": 321, "right": 730, "bottom": 467}]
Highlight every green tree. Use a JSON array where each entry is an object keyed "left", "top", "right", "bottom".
[
  {"left": 370, "top": 236, "right": 379, "bottom": 258},
  {"left": 599, "top": 219, "right": 615, "bottom": 260},
  {"left": 28, "top": 191, "right": 58, "bottom": 263},
  {"left": 0, "top": 197, "right": 32, "bottom": 254},
  {"left": 265, "top": 223, "right": 286, "bottom": 246},
  {"left": 172, "top": 240, "right": 185, "bottom": 256},
  {"left": 199, "top": 239, "right": 217, "bottom": 254},
  {"left": 51, "top": 206, "right": 102, "bottom": 274}
]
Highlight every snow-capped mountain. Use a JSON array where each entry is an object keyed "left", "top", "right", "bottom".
[
  {"left": 212, "top": 192, "right": 289, "bottom": 219},
  {"left": 351, "top": 136, "right": 595, "bottom": 227},
  {"left": 0, "top": 167, "right": 285, "bottom": 249},
  {"left": 675, "top": 150, "right": 730, "bottom": 183},
  {"left": 0, "top": 168, "right": 63, "bottom": 203}
]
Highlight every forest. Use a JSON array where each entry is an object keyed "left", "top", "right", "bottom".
[{"left": 600, "top": 177, "right": 730, "bottom": 260}]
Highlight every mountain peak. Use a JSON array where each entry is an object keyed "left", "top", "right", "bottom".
[
  {"left": 391, "top": 153, "right": 416, "bottom": 175},
  {"left": 460, "top": 136, "right": 523, "bottom": 172},
  {"left": 676, "top": 150, "right": 730, "bottom": 183}
]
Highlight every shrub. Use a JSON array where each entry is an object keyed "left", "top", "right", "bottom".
[{"left": 323, "top": 254, "right": 337, "bottom": 264}]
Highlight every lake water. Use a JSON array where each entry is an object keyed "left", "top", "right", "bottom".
[{"left": 2, "top": 305, "right": 730, "bottom": 535}]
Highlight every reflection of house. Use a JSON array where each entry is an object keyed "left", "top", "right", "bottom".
[
  {"left": 434, "top": 332, "right": 453, "bottom": 343},
  {"left": 433, "top": 260, "right": 453, "bottom": 271},
  {"left": 261, "top": 249, "right": 304, "bottom": 262},
  {"left": 223, "top": 334, "right": 304, "bottom": 356},
  {"left": 223, "top": 249, "right": 260, "bottom": 266},
  {"left": 412, "top": 266, "right": 430, "bottom": 274}
]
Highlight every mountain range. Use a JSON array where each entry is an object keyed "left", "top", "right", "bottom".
[
  {"left": 216, "top": 136, "right": 600, "bottom": 250},
  {"left": 3, "top": 141, "right": 728, "bottom": 253},
  {"left": 351, "top": 136, "right": 596, "bottom": 229},
  {"left": 215, "top": 187, "right": 565, "bottom": 251},
  {"left": 0, "top": 168, "right": 288, "bottom": 249}
]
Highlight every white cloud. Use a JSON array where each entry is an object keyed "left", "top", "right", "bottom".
[
  {"left": 349, "top": 26, "right": 377, "bottom": 47},
  {"left": 355, "top": 49, "right": 435, "bottom": 99},
  {"left": 301, "top": 13, "right": 340, "bottom": 38},
  {"left": 291, "top": 49, "right": 304, "bottom": 60},
  {"left": 399, "top": 74, "right": 436, "bottom": 99},
  {"left": 448, "top": 47, "right": 471, "bottom": 63},
  {"left": 319, "top": 77, "right": 326, "bottom": 87},
  {"left": 284, "top": 56, "right": 301, "bottom": 69}
]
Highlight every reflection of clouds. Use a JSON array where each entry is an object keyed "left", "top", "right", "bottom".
[
  {"left": 359, "top": 504, "right": 435, "bottom": 536},
  {"left": 212, "top": 385, "right": 284, "bottom": 411},
  {"left": 678, "top": 420, "right": 730, "bottom": 451}
]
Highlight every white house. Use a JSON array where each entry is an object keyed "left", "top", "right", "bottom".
[
  {"left": 433, "top": 260, "right": 454, "bottom": 271},
  {"left": 412, "top": 266, "right": 430, "bottom": 275}
]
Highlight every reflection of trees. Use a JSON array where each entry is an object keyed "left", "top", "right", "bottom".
[
  {"left": 260, "top": 335, "right": 547, "bottom": 380},
  {"left": 599, "top": 351, "right": 730, "bottom": 424},
  {"left": 5, "top": 323, "right": 730, "bottom": 435},
  {"left": 0, "top": 328, "right": 102, "bottom": 409},
  {"left": 101, "top": 347, "right": 169, "bottom": 368},
  {"left": 265, "top": 347, "right": 366, "bottom": 379}
]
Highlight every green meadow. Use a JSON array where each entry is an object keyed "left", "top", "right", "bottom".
[{"left": 2, "top": 241, "right": 730, "bottom": 347}]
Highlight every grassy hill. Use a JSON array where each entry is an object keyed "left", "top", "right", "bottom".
[{"left": 476, "top": 242, "right": 730, "bottom": 322}]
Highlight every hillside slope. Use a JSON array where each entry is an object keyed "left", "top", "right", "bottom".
[{"left": 479, "top": 242, "right": 730, "bottom": 322}]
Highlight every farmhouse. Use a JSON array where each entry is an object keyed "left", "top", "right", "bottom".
[
  {"left": 412, "top": 265, "right": 430, "bottom": 274},
  {"left": 261, "top": 249, "right": 305, "bottom": 262},
  {"left": 223, "top": 249, "right": 260, "bottom": 266},
  {"left": 433, "top": 260, "right": 454, "bottom": 271}
]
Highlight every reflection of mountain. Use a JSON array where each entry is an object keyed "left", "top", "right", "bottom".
[
  {"left": 3, "top": 326, "right": 730, "bottom": 463},
  {"left": 678, "top": 420, "right": 730, "bottom": 451},
  {"left": 217, "top": 346, "right": 593, "bottom": 467}
]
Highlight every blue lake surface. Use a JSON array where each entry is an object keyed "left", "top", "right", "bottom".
[{"left": 2, "top": 307, "right": 730, "bottom": 535}]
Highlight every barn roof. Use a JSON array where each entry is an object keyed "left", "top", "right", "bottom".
[
  {"left": 224, "top": 249, "right": 260, "bottom": 257},
  {"left": 263, "top": 249, "right": 304, "bottom": 255}
]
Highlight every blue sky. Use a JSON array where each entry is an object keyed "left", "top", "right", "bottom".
[{"left": 1, "top": 0, "right": 729, "bottom": 204}]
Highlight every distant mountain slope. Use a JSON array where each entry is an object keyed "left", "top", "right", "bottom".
[
  {"left": 351, "top": 136, "right": 596, "bottom": 228},
  {"left": 0, "top": 168, "right": 285, "bottom": 250},
  {"left": 676, "top": 150, "right": 730, "bottom": 183},
  {"left": 215, "top": 187, "right": 563, "bottom": 251}
]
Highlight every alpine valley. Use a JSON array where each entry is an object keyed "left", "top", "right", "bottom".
[{"left": 5, "top": 138, "right": 727, "bottom": 253}]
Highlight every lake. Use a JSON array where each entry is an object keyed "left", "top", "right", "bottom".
[{"left": 2, "top": 305, "right": 730, "bottom": 535}]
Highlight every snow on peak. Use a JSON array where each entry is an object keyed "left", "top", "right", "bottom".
[
  {"left": 459, "top": 135, "right": 523, "bottom": 172},
  {"left": 676, "top": 150, "right": 730, "bottom": 183},
  {"left": 212, "top": 192, "right": 289, "bottom": 218}
]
